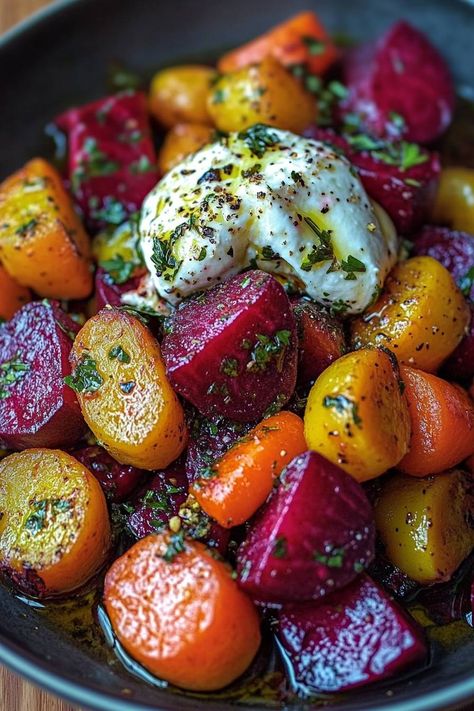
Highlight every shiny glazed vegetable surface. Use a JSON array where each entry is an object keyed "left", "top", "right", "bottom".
[{"left": 0, "top": 9, "right": 473, "bottom": 705}]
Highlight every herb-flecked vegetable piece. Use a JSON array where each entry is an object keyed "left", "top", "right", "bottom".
[
  {"left": 0, "top": 301, "right": 86, "bottom": 450},
  {"left": 0, "top": 158, "right": 92, "bottom": 298},
  {"left": 161, "top": 270, "right": 297, "bottom": 422},
  {"left": 304, "top": 348, "right": 411, "bottom": 482},
  {"left": 104, "top": 534, "right": 261, "bottom": 691},
  {"left": 0, "top": 449, "right": 111, "bottom": 597},
  {"left": 69, "top": 307, "right": 187, "bottom": 470},
  {"left": 276, "top": 574, "right": 427, "bottom": 693},
  {"left": 237, "top": 451, "right": 375, "bottom": 602},
  {"left": 55, "top": 92, "right": 158, "bottom": 230},
  {"left": 191, "top": 411, "right": 306, "bottom": 528}
]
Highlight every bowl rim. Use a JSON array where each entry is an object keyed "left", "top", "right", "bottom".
[{"left": 1, "top": 0, "right": 474, "bottom": 709}]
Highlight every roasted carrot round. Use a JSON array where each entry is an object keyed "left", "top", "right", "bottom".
[
  {"left": 217, "top": 11, "right": 338, "bottom": 77},
  {"left": 0, "top": 449, "right": 111, "bottom": 597},
  {"left": 0, "top": 265, "right": 30, "bottom": 320},
  {"left": 104, "top": 533, "right": 261, "bottom": 690},
  {"left": 398, "top": 366, "right": 474, "bottom": 476},
  {"left": 191, "top": 411, "right": 307, "bottom": 528}
]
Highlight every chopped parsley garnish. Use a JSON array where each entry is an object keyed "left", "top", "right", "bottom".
[
  {"left": 314, "top": 546, "right": 345, "bottom": 568},
  {"left": 302, "top": 36, "right": 326, "bottom": 55},
  {"left": 197, "top": 246, "right": 207, "bottom": 261},
  {"left": 199, "top": 465, "right": 219, "bottom": 480},
  {"left": 220, "top": 357, "right": 239, "bottom": 377},
  {"left": 330, "top": 300, "right": 349, "bottom": 316},
  {"left": 340, "top": 254, "right": 366, "bottom": 280},
  {"left": 89, "top": 196, "right": 127, "bottom": 226},
  {"left": 109, "top": 345, "right": 131, "bottom": 363},
  {"left": 120, "top": 381, "right": 135, "bottom": 394},
  {"left": 459, "top": 267, "right": 474, "bottom": 297},
  {"left": 0, "top": 355, "right": 29, "bottom": 399},
  {"left": 347, "top": 133, "right": 428, "bottom": 172},
  {"left": 24, "top": 498, "right": 71, "bottom": 536},
  {"left": 100, "top": 254, "right": 135, "bottom": 284},
  {"left": 151, "top": 224, "right": 185, "bottom": 281},
  {"left": 241, "top": 163, "right": 262, "bottom": 178},
  {"left": 75, "top": 137, "right": 119, "bottom": 183},
  {"left": 162, "top": 531, "right": 186, "bottom": 562},
  {"left": 64, "top": 355, "right": 103, "bottom": 394},
  {"left": 301, "top": 217, "right": 334, "bottom": 270},
  {"left": 323, "top": 394, "right": 362, "bottom": 427},
  {"left": 260, "top": 245, "right": 280, "bottom": 261},
  {"left": 291, "top": 170, "right": 305, "bottom": 187},
  {"left": 129, "top": 155, "right": 155, "bottom": 174},
  {"left": 15, "top": 218, "right": 38, "bottom": 236},
  {"left": 212, "top": 88, "right": 225, "bottom": 104},
  {"left": 249, "top": 330, "right": 291, "bottom": 372},
  {"left": 273, "top": 536, "right": 288, "bottom": 559},
  {"left": 238, "top": 124, "right": 278, "bottom": 158}
]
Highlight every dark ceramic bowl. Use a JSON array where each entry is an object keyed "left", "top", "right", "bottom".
[{"left": 1, "top": 0, "right": 474, "bottom": 709}]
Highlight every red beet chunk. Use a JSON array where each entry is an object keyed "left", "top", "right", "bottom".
[
  {"left": 161, "top": 270, "right": 298, "bottom": 421},
  {"left": 126, "top": 461, "right": 189, "bottom": 538},
  {"left": 412, "top": 225, "right": 474, "bottom": 300},
  {"left": 185, "top": 415, "right": 252, "bottom": 483},
  {"left": 73, "top": 445, "right": 144, "bottom": 502},
  {"left": 56, "top": 92, "right": 158, "bottom": 230},
  {"left": 442, "top": 304, "right": 474, "bottom": 381},
  {"left": 0, "top": 301, "right": 85, "bottom": 449},
  {"left": 308, "top": 127, "right": 440, "bottom": 234},
  {"left": 293, "top": 299, "right": 345, "bottom": 384},
  {"left": 276, "top": 574, "right": 427, "bottom": 693},
  {"left": 237, "top": 451, "right": 375, "bottom": 603},
  {"left": 341, "top": 21, "right": 455, "bottom": 144}
]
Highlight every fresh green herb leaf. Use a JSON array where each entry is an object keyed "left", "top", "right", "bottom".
[
  {"left": 273, "top": 536, "right": 288, "bottom": 559},
  {"left": 162, "top": 531, "right": 186, "bottom": 562},
  {"left": 109, "top": 345, "right": 131, "bottom": 363},
  {"left": 248, "top": 330, "right": 291, "bottom": 373},
  {"left": 241, "top": 163, "right": 262, "bottom": 179},
  {"left": 340, "top": 254, "right": 366, "bottom": 280},
  {"left": 0, "top": 355, "right": 30, "bottom": 399},
  {"left": 15, "top": 218, "right": 38, "bottom": 236},
  {"left": 129, "top": 155, "right": 155, "bottom": 174},
  {"left": 323, "top": 394, "right": 362, "bottom": 427},
  {"left": 238, "top": 124, "right": 278, "bottom": 158},
  {"left": 302, "top": 36, "right": 326, "bottom": 55},
  {"left": 459, "top": 267, "right": 474, "bottom": 297},
  {"left": 120, "top": 381, "right": 135, "bottom": 394},
  {"left": 64, "top": 355, "right": 103, "bottom": 394},
  {"left": 314, "top": 546, "right": 345, "bottom": 568},
  {"left": 260, "top": 245, "right": 280, "bottom": 261},
  {"left": 100, "top": 254, "right": 135, "bottom": 284},
  {"left": 220, "top": 357, "right": 239, "bottom": 377},
  {"left": 197, "top": 246, "right": 207, "bottom": 261},
  {"left": 301, "top": 217, "right": 334, "bottom": 270}
]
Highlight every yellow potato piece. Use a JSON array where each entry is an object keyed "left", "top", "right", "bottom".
[
  {"left": 149, "top": 65, "right": 217, "bottom": 128},
  {"left": 304, "top": 348, "right": 411, "bottom": 482},
  {"left": 69, "top": 307, "right": 187, "bottom": 469},
  {"left": 432, "top": 167, "right": 474, "bottom": 234},
  {"left": 0, "top": 449, "right": 111, "bottom": 596},
  {"left": 374, "top": 470, "right": 474, "bottom": 584},
  {"left": 158, "top": 123, "right": 214, "bottom": 174},
  {"left": 351, "top": 256, "right": 470, "bottom": 372},
  {"left": 207, "top": 56, "right": 316, "bottom": 134}
]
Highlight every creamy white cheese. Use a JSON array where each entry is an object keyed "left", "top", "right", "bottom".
[{"left": 139, "top": 126, "right": 397, "bottom": 314}]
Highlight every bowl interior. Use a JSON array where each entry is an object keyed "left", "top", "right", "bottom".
[{"left": 0, "top": 0, "right": 474, "bottom": 709}]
